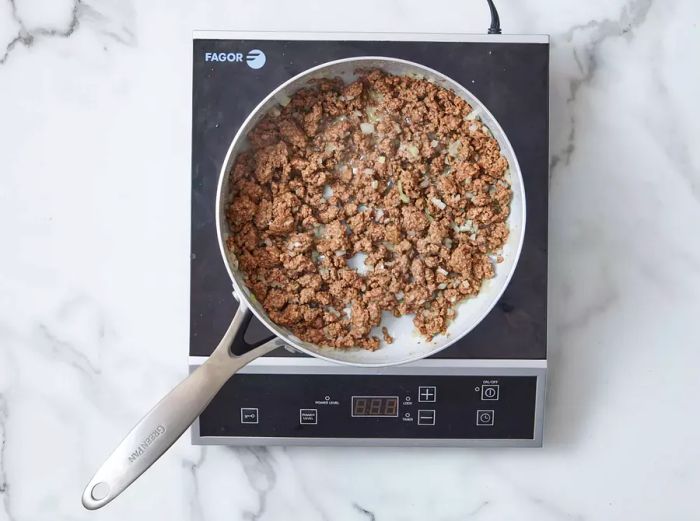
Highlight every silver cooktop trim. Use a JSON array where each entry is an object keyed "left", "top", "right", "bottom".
[
  {"left": 188, "top": 355, "right": 546, "bottom": 372},
  {"left": 192, "top": 30, "right": 549, "bottom": 45}
]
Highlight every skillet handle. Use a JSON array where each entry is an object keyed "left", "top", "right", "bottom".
[{"left": 81, "top": 303, "right": 284, "bottom": 510}]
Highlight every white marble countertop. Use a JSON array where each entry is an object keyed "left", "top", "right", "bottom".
[{"left": 2, "top": 0, "right": 700, "bottom": 519}]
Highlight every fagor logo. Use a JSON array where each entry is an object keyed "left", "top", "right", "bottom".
[
  {"left": 246, "top": 49, "right": 266, "bottom": 69},
  {"left": 204, "top": 49, "right": 266, "bottom": 69}
]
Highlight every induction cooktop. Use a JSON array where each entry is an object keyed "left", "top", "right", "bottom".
[{"left": 190, "top": 31, "right": 549, "bottom": 446}]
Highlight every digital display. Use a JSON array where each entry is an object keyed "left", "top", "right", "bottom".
[{"left": 351, "top": 396, "right": 399, "bottom": 417}]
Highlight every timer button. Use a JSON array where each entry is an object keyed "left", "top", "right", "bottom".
[
  {"left": 476, "top": 410, "right": 494, "bottom": 426},
  {"left": 417, "top": 410, "right": 436, "bottom": 426},
  {"left": 418, "top": 386, "right": 436, "bottom": 402},
  {"left": 299, "top": 409, "right": 318, "bottom": 425}
]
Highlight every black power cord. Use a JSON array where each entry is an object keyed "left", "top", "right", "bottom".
[{"left": 485, "top": 0, "right": 502, "bottom": 34}]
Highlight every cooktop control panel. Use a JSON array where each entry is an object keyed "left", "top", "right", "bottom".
[{"left": 192, "top": 360, "right": 546, "bottom": 446}]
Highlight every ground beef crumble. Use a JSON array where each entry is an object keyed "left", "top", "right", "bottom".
[{"left": 226, "top": 69, "right": 511, "bottom": 350}]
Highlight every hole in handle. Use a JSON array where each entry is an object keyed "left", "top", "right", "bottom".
[{"left": 91, "top": 482, "right": 110, "bottom": 501}]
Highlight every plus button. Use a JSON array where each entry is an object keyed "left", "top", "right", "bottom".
[{"left": 418, "top": 386, "right": 436, "bottom": 402}]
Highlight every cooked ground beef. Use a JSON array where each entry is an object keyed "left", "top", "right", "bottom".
[{"left": 226, "top": 69, "right": 511, "bottom": 350}]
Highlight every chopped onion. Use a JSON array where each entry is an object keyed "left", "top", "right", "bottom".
[
  {"left": 437, "top": 283, "right": 447, "bottom": 290},
  {"left": 352, "top": 110, "right": 362, "bottom": 117},
  {"left": 443, "top": 238, "right": 453, "bottom": 248},
  {"left": 366, "top": 107, "right": 381, "bottom": 123},
  {"left": 431, "top": 197, "right": 447, "bottom": 210},
  {"left": 420, "top": 177, "right": 430, "bottom": 188},
  {"left": 324, "top": 143, "right": 337, "bottom": 154},
  {"left": 276, "top": 94, "right": 291, "bottom": 106},
  {"left": 437, "top": 267, "right": 449, "bottom": 276},
  {"left": 395, "top": 291, "right": 405, "bottom": 300},
  {"left": 399, "top": 142, "right": 419, "bottom": 159},
  {"left": 374, "top": 208, "right": 384, "bottom": 221},
  {"left": 378, "top": 155, "right": 386, "bottom": 164},
  {"left": 454, "top": 219, "right": 477, "bottom": 233},
  {"left": 448, "top": 140, "right": 461, "bottom": 157},
  {"left": 369, "top": 90, "right": 385, "bottom": 102},
  {"left": 382, "top": 241, "right": 395, "bottom": 251},
  {"left": 465, "top": 110, "right": 480, "bottom": 121},
  {"left": 397, "top": 180, "right": 410, "bottom": 203},
  {"left": 360, "top": 122, "right": 375, "bottom": 134},
  {"left": 430, "top": 139, "right": 439, "bottom": 148},
  {"left": 363, "top": 168, "right": 375, "bottom": 176},
  {"left": 371, "top": 180, "right": 379, "bottom": 189},
  {"left": 334, "top": 250, "right": 346, "bottom": 257}
]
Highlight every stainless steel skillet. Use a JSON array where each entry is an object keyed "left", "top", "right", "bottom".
[{"left": 82, "top": 56, "right": 525, "bottom": 510}]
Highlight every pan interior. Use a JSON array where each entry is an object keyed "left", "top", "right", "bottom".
[{"left": 217, "top": 57, "right": 525, "bottom": 367}]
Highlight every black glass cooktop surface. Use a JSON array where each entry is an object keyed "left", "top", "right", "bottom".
[{"left": 190, "top": 34, "right": 548, "bottom": 360}]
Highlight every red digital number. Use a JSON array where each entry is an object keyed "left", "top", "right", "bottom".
[{"left": 354, "top": 398, "right": 367, "bottom": 415}]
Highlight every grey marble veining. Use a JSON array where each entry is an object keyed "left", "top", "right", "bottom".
[{"left": 1, "top": 0, "right": 81, "bottom": 64}]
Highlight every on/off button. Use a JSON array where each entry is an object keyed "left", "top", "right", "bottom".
[{"left": 481, "top": 384, "right": 499, "bottom": 401}]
